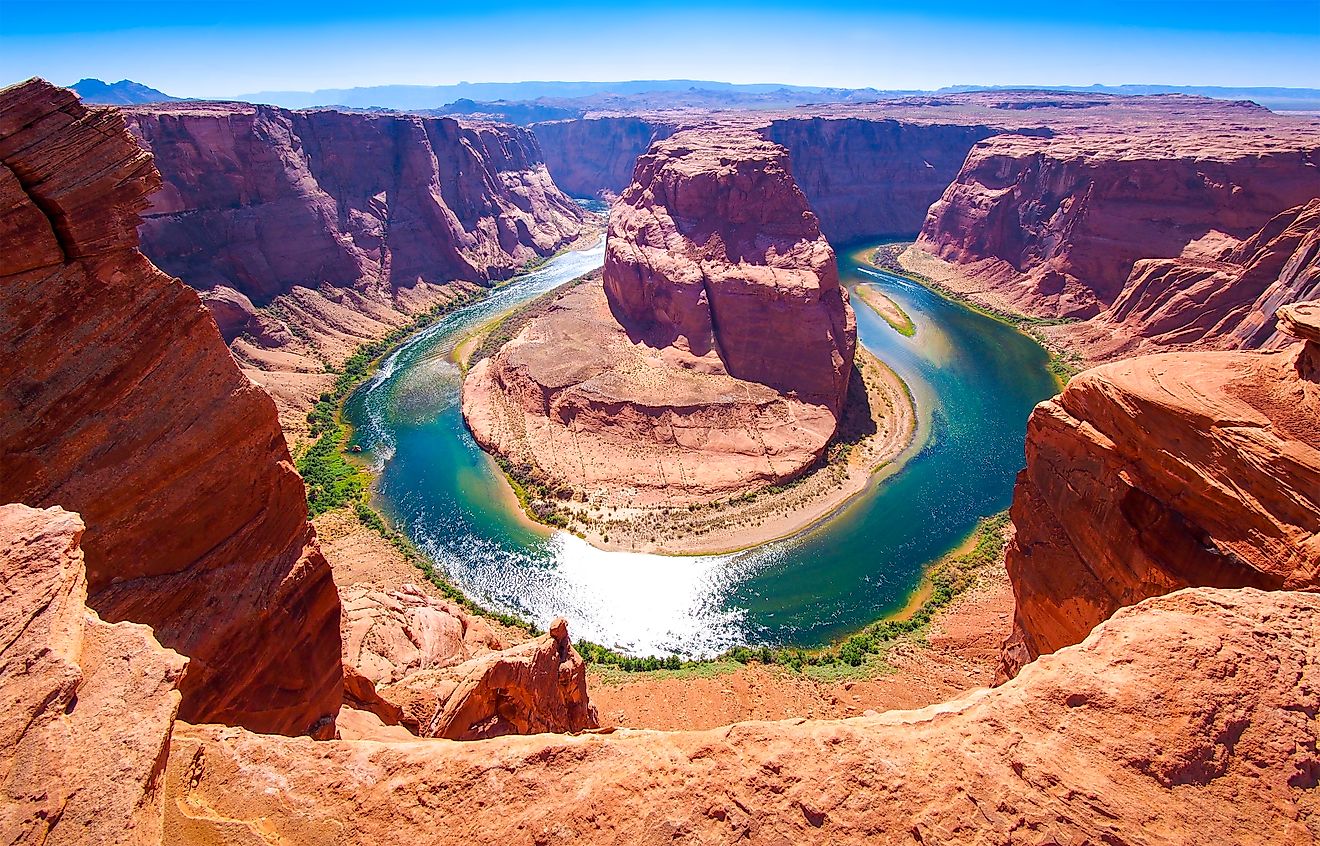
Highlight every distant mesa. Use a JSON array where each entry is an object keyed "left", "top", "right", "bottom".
[{"left": 70, "top": 77, "right": 179, "bottom": 104}]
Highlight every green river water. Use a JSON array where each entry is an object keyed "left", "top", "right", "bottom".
[{"left": 344, "top": 232, "right": 1059, "bottom": 657}]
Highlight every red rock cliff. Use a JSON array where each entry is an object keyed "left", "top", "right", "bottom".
[
  {"left": 913, "top": 120, "right": 1320, "bottom": 319},
  {"left": 0, "top": 79, "right": 343, "bottom": 735},
  {"left": 1000, "top": 302, "right": 1320, "bottom": 678},
  {"left": 1056, "top": 199, "right": 1320, "bottom": 359},
  {"left": 127, "top": 102, "right": 588, "bottom": 314},
  {"left": 762, "top": 117, "right": 1001, "bottom": 243},
  {"left": 163, "top": 586, "right": 1320, "bottom": 844},
  {"left": 604, "top": 128, "right": 855, "bottom": 413},
  {"left": 532, "top": 116, "right": 677, "bottom": 198}
]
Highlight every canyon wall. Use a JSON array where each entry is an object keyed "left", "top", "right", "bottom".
[
  {"left": 1059, "top": 198, "right": 1320, "bottom": 359},
  {"left": 0, "top": 79, "right": 343, "bottom": 735},
  {"left": 532, "top": 116, "right": 676, "bottom": 197},
  {"left": 126, "top": 102, "right": 592, "bottom": 430},
  {"left": 762, "top": 117, "right": 1001, "bottom": 243},
  {"left": 1000, "top": 302, "right": 1320, "bottom": 678},
  {"left": 911, "top": 126, "right": 1320, "bottom": 320}
]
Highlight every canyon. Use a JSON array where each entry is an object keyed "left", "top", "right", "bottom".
[
  {"left": 0, "top": 79, "right": 597, "bottom": 749},
  {"left": 124, "top": 100, "right": 595, "bottom": 433},
  {"left": 2, "top": 73, "right": 1320, "bottom": 844}
]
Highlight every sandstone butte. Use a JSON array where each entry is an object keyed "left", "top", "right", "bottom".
[
  {"left": 0, "top": 79, "right": 344, "bottom": 736},
  {"left": 124, "top": 100, "right": 594, "bottom": 433},
  {"left": 1000, "top": 300, "right": 1320, "bottom": 678},
  {"left": 462, "top": 127, "right": 858, "bottom": 505}
]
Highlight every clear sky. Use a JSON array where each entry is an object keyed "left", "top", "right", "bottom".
[{"left": 2, "top": 0, "right": 1317, "bottom": 97}]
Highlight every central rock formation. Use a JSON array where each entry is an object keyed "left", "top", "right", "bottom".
[
  {"left": 1000, "top": 302, "right": 1320, "bottom": 678},
  {"left": 0, "top": 78, "right": 343, "bottom": 736},
  {"left": 463, "top": 128, "right": 858, "bottom": 510},
  {"left": 603, "top": 129, "right": 856, "bottom": 413}
]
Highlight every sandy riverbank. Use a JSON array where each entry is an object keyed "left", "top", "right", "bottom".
[
  {"left": 854, "top": 283, "right": 915, "bottom": 336},
  {"left": 587, "top": 521, "right": 1015, "bottom": 729}
]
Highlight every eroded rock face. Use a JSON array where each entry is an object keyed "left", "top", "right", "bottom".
[
  {"left": 763, "top": 117, "right": 1001, "bottom": 243},
  {"left": 1057, "top": 199, "right": 1320, "bottom": 359},
  {"left": 124, "top": 102, "right": 592, "bottom": 434},
  {"left": 0, "top": 78, "right": 343, "bottom": 735},
  {"left": 376, "top": 618, "right": 598, "bottom": 739},
  {"left": 464, "top": 129, "right": 859, "bottom": 504},
  {"left": 533, "top": 116, "right": 676, "bottom": 197},
  {"left": 127, "top": 102, "right": 588, "bottom": 310},
  {"left": 163, "top": 587, "right": 1320, "bottom": 845},
  {"left": 0, "top": 504, "right": 187, "bottom": 846},
  {"left": 913, "top": 129, "right": 1320, "bottom": 319},
  {"left": 604, "top": 128, "right": 855, "bottom": 414},
  {"left": 1000, "top": 304, "right": 1320, "bottom": 678}
]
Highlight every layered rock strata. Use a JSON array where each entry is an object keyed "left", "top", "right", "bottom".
[
  {"left": 125, "top": 101, "right": 592, "bottom": 431},
  {"left": 762, "top": 117, "right": 1001, "bottom": 242},
  {"left": 532, "top": 116, "right": 677, "bottom": 197},
  {"left": 911, "top": 123, "right": 1320, "bottom": 320},
  {"left": 602, "top": 129, "right": 856, "bottom": 413},
  {"left": 1057, "top": 198, "right": 1320, "bottom": 359},
  {"left": 464, "top": 129, "right": 859, "bottom": 506},
  {"left": 0, "top": 78, "right": 344, "bottom": 735},
  {"left": 1000, "top": 302, "right": 1320, "bottom": 678},
  {"left": 163, "top": 587, "right": 1320, "bottom": 845},
  {"left": 0, "top": 504, "right": 186, "bottom": 846}
]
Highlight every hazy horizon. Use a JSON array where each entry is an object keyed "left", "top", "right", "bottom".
[{"left": 2, "top": 0, "right": 1317, "bottom": 99}]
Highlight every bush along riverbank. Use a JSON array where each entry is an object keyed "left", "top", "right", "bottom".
[
  {"left": 869, "top": 243, "right": 1084, "bottom": 386},
  {"left": 290, "top": 288, "right": 536, "bottom": 634},
  {"left": 576, "top": 512, "right": 1011, "bottom": 674}
]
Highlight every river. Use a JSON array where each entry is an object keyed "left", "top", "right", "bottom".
[{"left": 344, "top": 235, "right": 1059, "bottom": 657}]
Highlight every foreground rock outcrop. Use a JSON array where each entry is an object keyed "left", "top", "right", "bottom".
[
  {"left": 464, "top": 129, "right": 863, "bottom": 512},
  {"left": 0, "top": 504, "right": 186, "bottom": 846},
  {"left": 163, "top": 586, "right": 1320, "bottom": 844},
  {"left": 125, "top": 101, "right": 593, "bottom": 432},
  {"left": 1001, "top": 302, "right": 1320, "bottom": 678},
  {"left": 0, "top": 78, "right": 344, "bottom": 735},
  {"left": 340, "top": 586, "right": 597, "bottom": 738}
]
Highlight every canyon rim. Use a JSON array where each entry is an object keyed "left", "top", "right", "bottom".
[{"left": 3, "top": 3, "right": 1320, "bottom": 843}]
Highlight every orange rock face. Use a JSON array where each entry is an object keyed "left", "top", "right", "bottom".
[
  {"left": 1052, "top": 199, "right": 1320, "bottom": 360},
  {"left": 0, "top": 503, "right": 186, "bottom": 846},
  {"left": 913, "top": 118, "right": 1320, "bottom": 319},
  {"left": 604, "top": 128, "right": 856, "bottom": 414},
  {"left": 533, "top": 116, "right": 677, "bottom": 197},
  {"left": 0, "top": 79, "right": 343, "bottom": 735},
  {"left": 1001, "top": 305, "right": 1320, "bottom": 678},
  {"left": 162, "top": 587, "right": 1320, "bottom": 845}
]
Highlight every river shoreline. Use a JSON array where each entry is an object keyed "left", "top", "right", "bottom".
[{"left": 337, "top": 236, "right": 1057, "bottom": 659}]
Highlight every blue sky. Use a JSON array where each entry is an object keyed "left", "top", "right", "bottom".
[{"left": 2, "top": 0, "right": 1317, "bottom": 96}]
